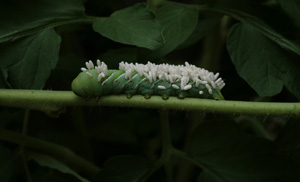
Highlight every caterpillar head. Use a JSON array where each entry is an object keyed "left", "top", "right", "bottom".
[{"left": 72, "top": 70, "right": 102, "bottom": 97}]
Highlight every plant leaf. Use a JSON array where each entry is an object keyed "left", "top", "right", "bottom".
[
  {"left": 0, "top": 0, "right": 84, "bottom": 89},
  {"left": 0, "top": 0, "right": 85, "bottom": 42},
  {"left": 187, "top": 119, "right": 300, "bottom": 182},
  {"left": 93, "top": 3, "right": 163, "bottom": 50},
  {"left": 195, "top": 0, "right": 300, "bottom": 57},
  {"left": 277, "top": 0, "right": 300, "bottom": 30},
  {"left": 93, "top": 155, "right": 149, "bottom": 182},
  {"left": 0, "top": 28, "right": 61, "bottom": 89},
  {"left": 177, "top": 15, "right": 222, "bottom": 49},
  {"left": 99, "top": 48, "right": 138, "bottom": 68},
  {"left": 227, "top": 23, "right": 300, "bottom": 98},
  {"left": 28, "top": 152, "right": 90, "bottom": 182},
  {"left": 138, "top": 2, "right": 199, "bottom": 59},
  {"left": 274, "top": 120, "right": 300, "bottom": 164},
  {"left": 0, "top": 145, "right": 14, "bottom": 182}
]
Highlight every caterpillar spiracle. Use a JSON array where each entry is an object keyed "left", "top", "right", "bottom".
[{"left": 71, "top": 60, "right": 225, "bottom": 100}]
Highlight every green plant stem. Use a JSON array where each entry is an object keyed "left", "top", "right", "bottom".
[
  {"left": 72, "top": 107, "right": 93, "bottom": 161},
  {"left": 175, "top": 112, "right": 205, "bottom": 182},
  {"left": 0, "top": 127, "right": 100, "bottom": 177},
  {"left": 160, "top": 110, "right": 174, "bottom": 182},
  {"left": 22, "top": 109, "right": 30, "bottom": 135},
  {"left": 140, "top": 110, "right": 173, "bottom": 182},
  {"left": 21, "top": 148, "right": 33, "bottom": 182},
  {"left": 0, "top": 89, "right": 300, "bottom": 117},
  {"left": 160, "top": 110, "right": 172, "bottom": 152},
  {"left": 21, "top": 109, "right": 33, "bottom": 182},
  {"left": 199, "top": 15, "right": 231, "bottom": 72}
]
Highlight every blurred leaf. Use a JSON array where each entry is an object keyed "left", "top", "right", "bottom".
[
  {"left": 197, "top": 172, "right": 220, "bottom": 182},
  {"left": 0, "top": 0, "right": 85, "bottom": 42},
  {"left": 89, "top": 120, "right": 137, "bottom": 144},
  {"left": 0, "top": 28, "right": 61, "bottom": 89},
  {"left": 93, "top": 3, "right": 163, "bottom": 50},
  {"left": 235, "top": 116, "right": 271, "bottom": 139},
  {"left": 37, "top": 130, "right": 84, "bottom": 152},
  {"left": 0, "top": 145, "right": 14, "bottom": 182},
  {"left": 275, "top": 120, "right": 300, "bottom": 163},
  {"left": 177, "top": 15, "right": 222, "bottom": 49},
  {"left": 93, "top": 155, "right": 149, "bottom": 182},
  {"left": 277, "top": 0, "right": 300, "bottom": 30},
  {"left": 47, "top": 54, "right": 84, "bottom": 90},
  {"left": 0, "top": 0, "right": 84, "bottom": 89},
  {"left": 28, "top": 152, "right": 89, "bottom": 182},
  {"left": 227, "top": 23, "right": 300, "bottom": 98},
  {"left": 187, "top": 120, "right": 300, "bottom": 182},
  {"left": 138, "top": 2, "right": 199, "bottom": 59},
  {"left": 99, "top": 48, "right": 138, "bottom": 68},
  {"left": 195, "top": 0, "right": 300, "bottom": 57},
  {"left": 0, "top": 109, "right": 24, "bottom": 127},
  {"left": 31, "top": 166, "right": 83, "bottom": 182}
]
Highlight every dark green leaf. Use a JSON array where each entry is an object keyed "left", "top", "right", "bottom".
[
  {"left": 193, "top": 0, "right": 213, "bottom": 4},
  {"left": 89, "top": 118, "right": 137, "bottom": 144},
  {"left": 93, "top": 155, "right": 149, "bottom": 182},
  {"left": 99, "top": 48, "right": 138, "bottom": 69},
  {"left": 187, "top": 120, "right": 300, "bottom": 182},
  {"left": 138, "top": 2, "right": 199, "bottom": 59},
  {"left": 275, "top": 120, "right": 300, "bottom": 164},
  {"left": 195, "top": 0, "right": 300, "bottom": 57},
  {"left": 177, "top": 15, "right": 222, "bottom": 49},
  {"left": 277, "top": 0, "right": 300, "bottom": 30},
  {"left": 0, "top": 145, "right": 14, "bottom": 182},
  {"left": 197, "top": 172, "right": 221, "bottom": 182},
  {"left": 235, "top": 116, "right": 271, "bottom": 139},
  {"left": 0, "top": 109, "right": 24, "bottom": 127},
  {"left": 31, "top": 167, "right": 83, "bottom": 182},
  {"left": 93, "top": 3, "right": 163, "bottom": 50},
  {"left": 0, "top": 0, "right": 85, "bottom": 42},
  {"left": 28, "top": 152, "right": 89, "bottom": 182},
  {"left": 227, "top": 23, "right": 300, "bottom": 98},
  {"left": 0, "top": 0, "right": 84, "bottom": 89},
  {"left": 0, "top": 67, "right": 11, "bottom": 89},
  {"left": 0, "top": 28, "right": 61, "bottom": 89}
]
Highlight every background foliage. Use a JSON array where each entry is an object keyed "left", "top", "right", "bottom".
[{"left": 1, "top": 0, "right": 300, "bottom": 181}]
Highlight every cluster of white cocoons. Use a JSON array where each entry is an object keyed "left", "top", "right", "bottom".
[
  {"left": 119, "top": 61, "right": 225, "bottom": 94},
  {"left": 81, "top": 60, "right": 225, "bottom": 95},
  {"left": 81, "top": 60, "right": 109, "bottom": 83}
]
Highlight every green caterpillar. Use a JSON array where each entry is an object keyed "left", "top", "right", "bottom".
[{"left": 72, "top": 60, "right": 225, "bottom": 100}]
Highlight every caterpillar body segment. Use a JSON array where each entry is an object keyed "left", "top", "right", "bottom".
[{"left": 71, "top": 60, "right": 225, "bottom": 100}]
